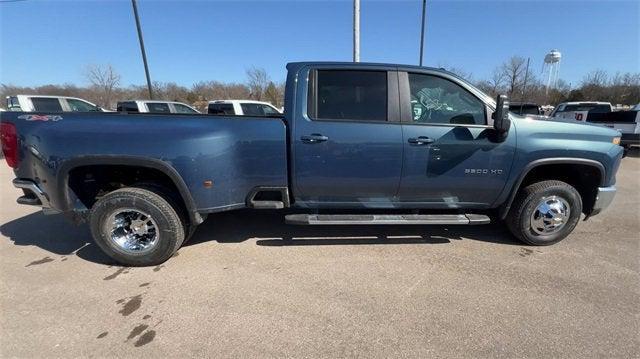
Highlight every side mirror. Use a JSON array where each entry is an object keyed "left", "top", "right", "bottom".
[{"left": 492, "top": 94, "right": 511, "bottom": 135}]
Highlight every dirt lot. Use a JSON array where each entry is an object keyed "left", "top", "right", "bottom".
[{"left": 1, "top": 151, "right": 638, "bottom": 358}]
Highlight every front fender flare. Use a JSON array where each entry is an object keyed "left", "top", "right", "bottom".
[{"left": 498, "top": 157, "right": 605, "bottom": 219}]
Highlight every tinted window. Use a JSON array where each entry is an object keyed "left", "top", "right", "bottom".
[
  {"left": 146, "top": 102, "right": 171, "bottom": 113},
  {"left": 261, "top": 104, "right": 279, "bottom": 115},
  {"left": 67, "top": 98, "right": 99, "bottom": 112},
  {"left": 7, "top": 96, "right": 22, "bottom": 111},
  {"left": 173, "top": 103, "right": 198, "bottom": 114},
  {"left": 309, "top": 70, "right": 387, "bottom": 122},
  {"left": 561, "top": 104, "right": 610, "bottom": 114},
  {"left": 31, "top": 97, "right": 63, "bottom": 112},
  {"left": 509, "top": 104, "right": 540, "bottom": 115},
  {"left": 117, "top": 102, "right": 139, "bottom": 112},
  {"left": 408, "top": 73, "right": 485, "bottom": 125},
  {"left": 240, "top": 103, "right": 263, "bottom": 116},
  {"left": 208, "top": 103, "right": 235, "bottom": 115}
]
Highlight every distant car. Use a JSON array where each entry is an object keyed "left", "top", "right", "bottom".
[
  {"left": 117, "top": 100, "right": 200, "bottom": 114},
  {"left": 207, "top": 100, "right": 281, "bottom": 116},
  {"left": 550, "top": 101, "right": 612, "bottom": 121},
  {"left": 6, "top": 95, "right": 107, "bottom": 112}
]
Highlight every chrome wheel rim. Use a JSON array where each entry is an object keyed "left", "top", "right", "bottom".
[
  {"left": 105, "top": 209, "right": 159, "bottom": 254},
  {"left": 530, "top": 196, "right": 570, "bottom": 235}
]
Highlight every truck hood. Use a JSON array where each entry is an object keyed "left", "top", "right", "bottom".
[{"left": 512, "top": 114, "right": 621, "bottom": 139}]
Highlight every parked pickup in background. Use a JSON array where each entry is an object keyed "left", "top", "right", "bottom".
[
  {"left": 586, "top": 107, "right": 639, "bottom": 152},
  {"left": 117, "top": 100, "right": 200, "bottom": 114},
  {"left": 207, "top": 100, "right": 281, "bottom": 116},
  {"left": 6, "top": 95, "right": 108, "bottom": 112},
  {"left": 550, "top": 101, "right": 612, "bottom": 121},
  {"left": 0, "top": 62, "right": 623, "bottom": 266}
]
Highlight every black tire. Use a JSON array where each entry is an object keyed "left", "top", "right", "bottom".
[
  {"left": 131, "top": 182, "right": 190, "bottom": 238},
  {"left": 506, "top": 180, "right": 582, "bottom": 246},
  {"left": 90, "top": 187, "right": 185, "bottom": 266}
]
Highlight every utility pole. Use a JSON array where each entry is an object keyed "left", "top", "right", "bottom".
[
  {"left": 131, "top": 0, "right": 153, "bottom": 100},
  {"left": 419, "top": 0, "right": 426, "bottom": 66},
  {"left": 520, "top": 57, "right": 530, "bottom": 114},
  {"left": 353, "top": 0, "right": 360, "bottom": 62}
]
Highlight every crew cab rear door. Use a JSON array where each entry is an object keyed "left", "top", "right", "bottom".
[
  {"left": 292, "top": 66, "right": 403, "bottom": 206},
  {"left": 396, "top": 71, "right": 516, "bottom": 208}
]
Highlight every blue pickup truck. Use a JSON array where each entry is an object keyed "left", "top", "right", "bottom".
[{"left": 0, "top": 62, "right": 623, "bottom": 266}]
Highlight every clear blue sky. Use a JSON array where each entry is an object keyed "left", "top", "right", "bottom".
[{"left": 1, "top": 0, "right": 638, "bottom": 88}]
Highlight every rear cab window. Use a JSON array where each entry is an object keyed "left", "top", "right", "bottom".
[
  {"left": 117, "top": 102, "right": 139, "bottom": 112},
  {"left": 307, "top": 70, "right": 387, "bottom": 122},
  {"left": 509, "top": 104, "right": 540, "bottom": 115},
  {"left": 208, "top": 103, "right": 235, "bottom": 115},
  {"left": 146, "top": 102, "right": 171, "bottom": 113},
  {"left": 31, "top": 97, "right": 63, "bottom": 112}
]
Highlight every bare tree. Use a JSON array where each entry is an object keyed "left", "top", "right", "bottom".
[
  {"left": 246, "top": 67, "right": 269, "bottom": 100},
  {"left": 477, "top": 68, "right": 507, "bottom": 97},
  {"left": 85, "top": 64, "right": 121, "bottom": 109},
  {"left": 500, "top": 56, "right": 527, "bottom": 98},
  {"left": 582, "top": 70, "right": 608, "bottom": 87}
]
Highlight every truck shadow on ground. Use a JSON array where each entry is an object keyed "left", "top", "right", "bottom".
[
  {"left": 625, "top": 147, "right": 639, "bottom": 158},
  {"left": 0, "top": 212, "right": 114, "bottom": 264},
  {"left": 186, "top": 209, "right": 520, "bottom": 247},
  {"left": 1, "top": 209, "right": 520, "bottom": 265}
]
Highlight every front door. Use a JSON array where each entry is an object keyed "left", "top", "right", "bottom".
[
  {"left": 293, "top": 68, "right": 403, "bottom": 207},
  {"left": 397, "top": 71, "right": 516, "bottom": 208}
]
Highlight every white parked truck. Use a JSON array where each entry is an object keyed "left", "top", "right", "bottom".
[{"left": 6, "top": 95, "right": 108, "bottom": 112}]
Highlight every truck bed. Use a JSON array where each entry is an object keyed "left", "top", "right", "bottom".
[{"left": 1, "top": 111, "right": 289, "bottom": 215}]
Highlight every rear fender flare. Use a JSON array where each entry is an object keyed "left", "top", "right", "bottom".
[{"left": 57, "top": 155, "right": 203, "bottom": 225}]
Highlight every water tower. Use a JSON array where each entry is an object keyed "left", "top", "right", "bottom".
[{"left": 542, "top": 49, "right": 562, "bottom": 95}]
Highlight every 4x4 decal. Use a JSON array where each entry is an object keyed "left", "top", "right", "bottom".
[{"left": 18, "top": 114, "right": 63, "bottom": 122}]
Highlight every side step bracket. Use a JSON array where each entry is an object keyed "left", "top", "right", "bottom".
[{"left": 285, "top": 214, "right": 490, "bottom": 225}]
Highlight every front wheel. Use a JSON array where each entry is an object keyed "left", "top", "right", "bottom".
[
  {"left": 90, "top": 187, "right": 185, "bottom": 266},
  {"left": 506, "top": 180, "right": 582, "bottom": 246}
]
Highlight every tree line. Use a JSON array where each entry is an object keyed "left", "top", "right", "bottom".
[
  {"left": 458, "top": 56, "right": 639, "bottom": 107},
  {"left": 1, "top": 58, "right": 638, "bottom": 111},
  {"left": 0, "top": 65, "right": 285, "bottom": 112}
]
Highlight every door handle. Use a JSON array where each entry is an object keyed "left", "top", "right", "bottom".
[
  {"left": 301, "top": 134, "right": 329, "bottom": 144},
  {"left": 407, "top": 136, "right": 434, "bottom": 146}
]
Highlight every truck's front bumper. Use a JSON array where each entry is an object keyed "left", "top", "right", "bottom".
[
  {"left": 589, "top": 186, "right": 616, "bottom": 217},
  {"left": 13, "top": 179, "right": 59, "bottom": 215}
]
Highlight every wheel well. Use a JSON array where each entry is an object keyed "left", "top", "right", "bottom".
[
  {"left": 517, "top": 163, "right": 601, "bottom": 214},
  {"left": 68, "top": 165, "right": 190, "bottom": 221}
]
